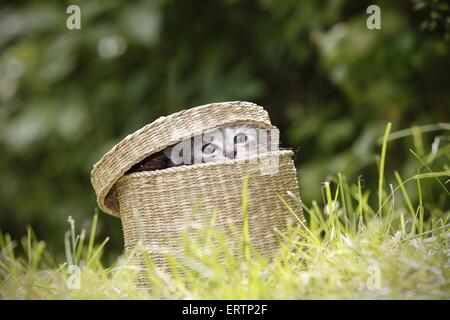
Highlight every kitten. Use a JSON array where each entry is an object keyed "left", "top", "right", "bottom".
[
  {"left": 198, "top": 125, "right": 267, "bottom": 163},
  {"left": 126, "top": 125, "right": 276, "bottom": 173}
]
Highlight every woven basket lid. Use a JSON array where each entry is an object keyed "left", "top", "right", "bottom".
[{"left": 91, "top": 101, "right": 276, "bottom": 217}]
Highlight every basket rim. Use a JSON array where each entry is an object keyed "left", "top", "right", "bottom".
[{"left": 90, "top": 101, "right": 275, "bottom": 217}]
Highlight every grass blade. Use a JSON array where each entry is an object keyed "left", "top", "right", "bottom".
[{"left": 378, "top": 122, "right": 392, "bottom": 211}]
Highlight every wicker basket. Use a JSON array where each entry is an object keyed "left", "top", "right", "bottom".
[{"left": 91, "top": 101, "right": 304, "bottom": 283}]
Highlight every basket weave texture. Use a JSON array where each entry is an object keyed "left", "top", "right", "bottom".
[
  {"left": 90, "top": 101, "right": 304, "bottom": 277},
  {"left": 91, "top": 101, "right": 273, "bottom": 217},
  {"left": 117, "top": 151, "right": 300, "bottom": 266}
]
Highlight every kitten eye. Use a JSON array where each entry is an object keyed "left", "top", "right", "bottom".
[
  {"left": 234, "top": 133, "right": 248, "bottom": 144},
  {"left": 202, "top": 144, "right": 216, "bottom": 155}
]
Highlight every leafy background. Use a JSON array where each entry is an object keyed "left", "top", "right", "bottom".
[{"left": 0, "top": 0, "right": 448, "bottom": 260}]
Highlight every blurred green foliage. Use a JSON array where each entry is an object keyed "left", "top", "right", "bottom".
[{"left": 0, "top": 0, "right": 448, "bottom": 257}]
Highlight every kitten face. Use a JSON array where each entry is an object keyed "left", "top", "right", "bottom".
[
  {"left": 193, "top": 125, "right": 262, "bottom": 163},
  {"left": 166, "top": 125, "right": 272, "bottom": 165},
  {"left": 128, "top": 125, "right": 277, "bottom": 174}
]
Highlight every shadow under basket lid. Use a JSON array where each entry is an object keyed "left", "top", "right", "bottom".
[{"left": 90, "top": 101, "right": 276, "bottom": 217}]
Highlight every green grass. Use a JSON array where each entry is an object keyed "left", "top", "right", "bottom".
[{"left": 1, "top": 123, "right": 449, "bottom": 299}]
